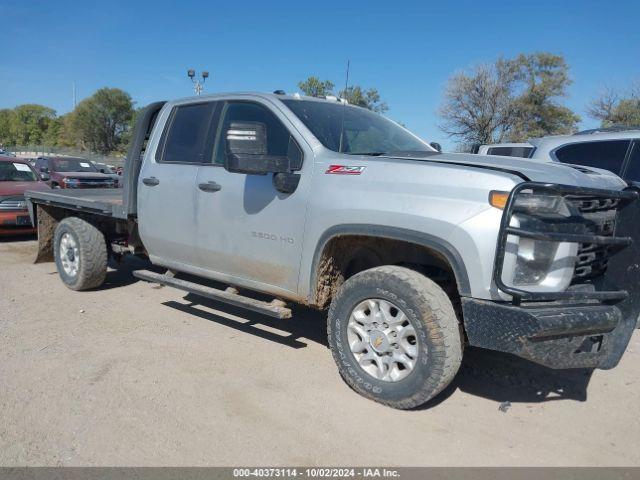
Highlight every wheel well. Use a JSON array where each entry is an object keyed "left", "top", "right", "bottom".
[{"left": 313, "top": 235, "right": 462, "bottom": 312}]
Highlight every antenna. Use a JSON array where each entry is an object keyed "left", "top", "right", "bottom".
[{"left": 338, "top": 60, "right": 350, "bottom": 153}]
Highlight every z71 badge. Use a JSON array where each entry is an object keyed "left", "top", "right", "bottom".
[{"left": 325, "top": 165, "right": 366, "bottom": 175}]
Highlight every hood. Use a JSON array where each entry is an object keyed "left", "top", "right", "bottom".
[
  {"left": 51, "top": 171, "right": 114, "bottom": 180},
  {"left": 0, "top": 180, "right": 50, "bottom": 197},
  {"left": 383, "top": 152, "right": 627, "bottom": 191}
]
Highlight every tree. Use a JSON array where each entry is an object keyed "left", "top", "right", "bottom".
[
  {"left": 71, "top": 88, "right": 134, "bottom": 153},
  {"left": 588, "top": 82, "right": 640, "bottom": 127},
  {"left": 339, "top": 86, "right": 388, "bottom": 113},
  {"left": 298, "top": 76, "right": 335, "bottom": 97},
  {"left": 8, "top": 104, "right": 57, "bottom": 146},
  {"left": 506, "top": 53, "right": 580, "bottom": 140},
  {"left": 0, "top": 109, "right": 14, "bottom": 146},
  {"left": 438, "top": 52, "right": 580, "bottom": 148},
  {"left": 298, "top": 76, "right": 389, "bottom": 112},
  {"left": 438, "top": 63, "right": 517, "bottom": 146}
]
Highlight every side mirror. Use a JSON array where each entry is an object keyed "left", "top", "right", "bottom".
[
  {"left": 224, "top": 122, "right": 289, "bottom": 175},
  {"left": 40, "top": 172, "right": 50, "bottom": 181},
  {"left": 430, "top": 142, "right": 442, "bottom": 152}
]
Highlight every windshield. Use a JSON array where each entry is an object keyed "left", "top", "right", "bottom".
[
  {"left": 0, "top": 162, "right": 38, "bottom": 182},
  {"left": 281, "top": 99, "right": 432, "bottom": 155},
  {"left": 52, "top": 158, "right": 97, "bottom": 172}
]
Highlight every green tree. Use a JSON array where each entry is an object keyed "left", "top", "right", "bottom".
[
  {"left": 588, "top": 83, "right": 640, "bottom": 127},
  {"left": 339, "top": 86, "right": 388, "bottom": 113},
  {"left": 298, "top": 76, "right": 335, "bottom": 97},
  {"left": 9, "top": 104, "right": 57, "bottom": 146},
  {"left": 0, "top": 109, "right": 15, "bottom": 146},
  {"left": 71, "top": 88, "right": 134, "bottom": 153},
  {"left": 506, "top": 53, "right": 580, "bottom": 140}
]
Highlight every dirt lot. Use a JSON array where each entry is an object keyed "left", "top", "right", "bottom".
[{"left": 1, "top": 237, "right": 639, "bottom": 466}]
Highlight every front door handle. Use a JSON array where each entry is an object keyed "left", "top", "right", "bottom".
[
  {"left": 142, "top": 176, "right": 160, "bottom": 187},
  {"left": 198, "top": 181, "right": 222, "bottom": 192}
]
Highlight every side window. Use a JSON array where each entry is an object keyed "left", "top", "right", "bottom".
[
  {"left": 623, "top": 142, "right": 640, "bottom": 183},
  {"left": 36, "top": 158, "right": 47, "bottom": 171},
  {"left": 554, "top": 140, "right": 631, "bottom": 174},
  {"left": 158, "top": 102, "right": 215, "bottom": 164},
  {"left": 213, "top": 102, "right": 291, "bottom": 165}
]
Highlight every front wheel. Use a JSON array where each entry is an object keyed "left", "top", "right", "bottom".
[
  {"left": 54, "top": 217, "right": 107, "bottom": 290},
  {"left": 327, "top": 266, "right": 462, "bottom": 409}
]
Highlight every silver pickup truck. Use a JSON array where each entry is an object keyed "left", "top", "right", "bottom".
[{"left": 25, "top": 92, "right": 640, "bottom": 409}]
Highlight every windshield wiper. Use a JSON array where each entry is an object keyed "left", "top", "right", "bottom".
[{"left": 345, "top": 152, "right": 387, "bottom": 156}]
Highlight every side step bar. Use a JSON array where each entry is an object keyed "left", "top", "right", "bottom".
[{"left": 133, "top": 270, "right": 292, "bottom": 319}]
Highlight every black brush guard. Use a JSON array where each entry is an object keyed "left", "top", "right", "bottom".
[
  {"left": 493, "top": 182, "right": 637, "bottom": 305},
  {"left": 462, "top": 182, "right": 640, "bottom": 369}
]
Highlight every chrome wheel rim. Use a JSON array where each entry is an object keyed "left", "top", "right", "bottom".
[
  {"left": 347, "top": 298, "right": 418, "bottom": 382},
  {"left": 59, "top": 232, "right": 79, "bottom": 277}
]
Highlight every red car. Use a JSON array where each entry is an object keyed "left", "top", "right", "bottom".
[
  {"left": 35, "top": 156, "right": 116, "bottom": 189},
  {"left": 0, "top": 156, "right": 50, "bottom": 235}
]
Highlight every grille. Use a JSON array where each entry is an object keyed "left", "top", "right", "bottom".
[
  {"left": 65, "top": 178, "right": 114, "bottom": 188},
  {"left": 0, "top": 196, "right": 27, "bottom": 210},
  {"left": 568, "top": 196, "right": 619, "bottom": 282}
]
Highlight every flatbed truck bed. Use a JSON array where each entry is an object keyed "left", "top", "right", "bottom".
[{"left": 25, "top": 188, "right": 126, "bottom": 219}]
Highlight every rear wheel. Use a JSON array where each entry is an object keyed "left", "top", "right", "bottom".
[
  {"left": 327, "top": 266, "right": 462, "bottom": 409},
  {"left": 54, "top": 217, "right": 107, "bottom": 290}
]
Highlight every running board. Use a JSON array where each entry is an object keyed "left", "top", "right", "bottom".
[{"left": 133, "top": 270, "right": 292, "bottom": 319}]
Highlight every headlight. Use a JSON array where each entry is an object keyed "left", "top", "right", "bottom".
[
  {"left": 513, "top": 193, "right": 571, "bottom": 217},
  {"left": 512, "top": 238, "right": 559, "bottom": 286},
  {"left": 496, "top": 190, "right": 578, "bottom": 291},
  {"left": 62, "top": 178, "right": 79, "bottom": 187}
]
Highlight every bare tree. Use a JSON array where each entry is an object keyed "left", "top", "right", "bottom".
[
  {"left": 587, "top": 87, "right": 619, "bottom": 123},
  {"left": 438, "top": 63, "right": 516, "bottom": 147},
  {"left": 588, "top": 81, "right": 640, "bottom": 127}
]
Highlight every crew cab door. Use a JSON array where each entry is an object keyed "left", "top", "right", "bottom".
[
  {"left": 193, "top": 99, "right": 311, "bottom": 294},
  {"left": 138, "top": 101, "right": 217, "bottom": 267}
]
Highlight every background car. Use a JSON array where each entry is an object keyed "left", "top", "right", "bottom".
[
  {"left": 0, "top": 156, "right": 50, "bottom": 235},
  {"left": 91, "top": 161, "right": 122, "bottom": 187},
  {"left": 474, "top": 142, "right": 534, "bottom": 158},
  {"left": 35, "top": 156, "right": 117, "bottom": 189},
  {"left": 475, "top": 127, "right": 640, "bottom": 186}
]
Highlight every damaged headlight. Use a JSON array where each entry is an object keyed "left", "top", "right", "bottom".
[
  {"left": 513, "top": 193, "right": 572, "bottom": 217},
  {"left": 512, "top": 238, "right": 559, "bottom": 286},
  {"left": 493, "top": 190, "right": 578, "bottom": 291}
]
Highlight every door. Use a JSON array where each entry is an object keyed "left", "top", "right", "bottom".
[
  {"left": 138, "top": 101, "right": 217, "bottom": 268},
  {"left": 194, "top": 100, "right": 311, "bottom": 294}
]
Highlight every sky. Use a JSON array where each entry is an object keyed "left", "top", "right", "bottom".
[{"left": 1, "top": 0, "right": 639, "bottom": 150}]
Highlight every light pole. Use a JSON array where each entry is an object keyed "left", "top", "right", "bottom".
[{"left": 187, "top": 69, "right": 209, "bottom": 95}]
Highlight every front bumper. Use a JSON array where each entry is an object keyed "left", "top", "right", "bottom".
[
  {"left": 462, "top": 298, "right": 632, "bottom": 369},
  {"left": 0, "top": 210, "right": 35, "bottom": 235}
]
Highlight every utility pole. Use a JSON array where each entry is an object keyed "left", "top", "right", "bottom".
[
  {"left": 187, "top": 69, "right": 209, "bottom": 95},
  {"left": 72, "top": 81, "right": 77, "bottom": 109}
]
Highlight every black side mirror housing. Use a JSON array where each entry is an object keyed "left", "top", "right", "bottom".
[
  {"left": 430, "top": 142, "right": 442, "bottom": 152},
  {"left": 40, "top": 172, "right": 50, "bottom": 181}
]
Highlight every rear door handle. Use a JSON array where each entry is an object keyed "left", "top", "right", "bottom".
[
  {"left": 198, "top": 181, "right": 222, "bottom": 192},
  {"left": 142, "top": 176, "right": 160, "bottom": 186}
]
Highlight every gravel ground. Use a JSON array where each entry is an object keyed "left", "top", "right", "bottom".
[{"left": 1, "top": 237, "right": 638, "bottom": 466}]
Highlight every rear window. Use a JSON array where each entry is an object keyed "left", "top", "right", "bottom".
[
  {"left": 158, "top": 102, "right": 216, "bottom": 163},
  {"left": 487, "top": 146, "right": 533, "bottom": 158},
  {"left": 554, "top": 140, "right": 631, "bottom": 174}
]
